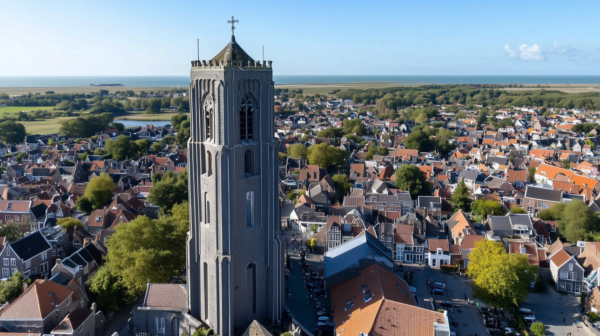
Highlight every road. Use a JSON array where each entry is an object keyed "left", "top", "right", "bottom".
[{"left": 286, "top": 250, "right": 325, "bottom": 334}]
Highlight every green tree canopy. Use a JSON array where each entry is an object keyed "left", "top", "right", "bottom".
[
  {"left": 86, "top": 266, "right": 133, "bottom": 312},
  {"left": 0, "top": 120, "right": 26, "bottom": 145},
  {"left": 394, "top": 165, "right": 431, "bottom": 199},
  {"left": 509, "top": 206, "right": 527, "bottom": 214},
  {"left": 59, "top": 113, "right": 113, "bottom": 137},
  {"left": 287, "top": 143, "right": 308, "bottom": 159},
  {"left": 147, "top": 170, "right": 188, "bottom": 214},
  {"left": 106, "top": 135, "right": 139, "bottom": 161},
  {"left": 332, "top": 174, "right": 352, "bottom": 203},
  {"left": 468, "top": 239, "right": 538, "bottom": 309},
  {"left": 306, "top": 143, "right": 348, "bottom": 171},
  {"left": 57, "top": 217, "right": 84, "bottom": 231},
  {"left": 104, "top": 203, "right": 189, "bottom": 296},
  {"left": 472, "top": 200, "right": 506, "bottom": 220},
  {"left": 451, "top": 180, "right": 472, "bottom": 212},
  {"left": 404, "top": 130, "right": 435, "bottom": 152},
  {"left": 317, "top": 128, "right": 344, "bottom": 139},
  {"left": 83, "top": 174, "right": 115, "bottom": 210},
  {"left": 0, "top": 272, "right": 29, "bottom": 303},
  {"left": 551, "top": 200, "right": 600, "bottom": 242}
]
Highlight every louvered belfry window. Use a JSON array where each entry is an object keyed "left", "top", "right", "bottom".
[{"left": 240, "top": 94, "right": 254, "bottom": 141}]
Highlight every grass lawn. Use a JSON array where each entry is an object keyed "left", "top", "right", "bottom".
[
  {"left": 0, "top": 106, "right": 56, "bottom": 115},
  {"left": 18, "top": 117, "right": 75, "bottom": 134},
  {"left": 115, "top": 112, "right": 186, "bottom": 121}
]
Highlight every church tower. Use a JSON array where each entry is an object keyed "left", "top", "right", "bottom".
[{"left": 186, "top": 20, "right": 285, "bottom": 336}]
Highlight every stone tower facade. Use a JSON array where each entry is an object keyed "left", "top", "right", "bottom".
[{"left": 186, "top": 35, "right": 285, "bottom": 336}]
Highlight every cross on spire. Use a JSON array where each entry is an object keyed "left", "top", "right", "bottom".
[{"left": 228, "top": 16, "right": 239, "bottom": 37}]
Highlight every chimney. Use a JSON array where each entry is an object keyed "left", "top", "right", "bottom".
[
  {"left": 56, "top": 258, "right": 62, "bottom": 265},
  {"left": 84, "top": 238, "right": 92, "bottom": 247},
  {"left": 91, "top": 302, "right": 97, "bottom": 313},
  {"left": 23, "top": 282, "right": 28, "bottom": 292}
]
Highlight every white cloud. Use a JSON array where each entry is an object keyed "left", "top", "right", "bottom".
[
  {"left": 503, "top": 44, "right": 516, "bottom": 58},
  {"left": 503, "top": 43, "right": 546, "bottom": 61},
  {"left": 553, "top": 41, "right": 567, "bottom": 54}
]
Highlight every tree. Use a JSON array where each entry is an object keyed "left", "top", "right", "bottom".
[
  {"left": 106, "top": 135, "right": 139, "bottom": 161},
  {"left": 86, "top": 266, "right": 133, "bottom": 312},
  {"left": 472, "top": 200, "right": 506, "bottom": 220},
  {"left": 404, "top": 130, "right": 435, "bottom": 152},
  {"left": 451, "top": 180, "right": 472, "bottom": 212},
  {"left": 76, "top": 197, "right": 94, "bottom": 214},
  {"left": 317, "top": 128, "right": 344, "bottom": 139},
  {"left": 528, "top": 166, "right": 536, "bottom": 183},
  {"left": 175, "top": 120, "right": 190, "bottom": 147},
  {"left": 468, "top": 239, "right": 537, "bottom": 309},
  {"left": 147, "top": 171, "right": 188, "bottom": 214},
  {"left": 104, "top": 206, "right": 189, "bottom": 295},
  {"left": 537, "top": 202, "right": 565, "bottom": 221},
  {"left": 59, "top": 113, "right": 113, "bottom": 137},
  {"left": 171, "top": 113, "right": 188, "bottom": 130},
  {"left": 78, "top": 152, "right": 88, "bottom": 161},
  {"left": 306, "top": 143, "right": 348, "bottom": 171},
  {"left": 306, "top": 238, "right": 317, "bottom": 252},
  {"left": 510, "top": 206, "right": 527, "bottom": 214},
  {"left": 146, "top": 98, "right": 162, "bottom": 113},
  {"left": 394, "top": 165, "right": 431, "bottom": 199},
  {"left": 57, "top": 217, "right": 84, "bottom": 231},
  {"left": 0, "top": 120, "right": 26, "bottom": 144},
  {"left": 0, "top": 222, "right": 22, "bottom": 242},
  {"left": 135, "top": 139, "right": 151, "bottom": 155},
  {"left": 530, "top": 322, "right": 545, "bottom": 336},
  {"left": 556, "top": 200, "right": 600, "bottom": 242},
  {"left": 561, "top": 159, "right": 571, "bottom": 169},
  {"left": 436, "top": 139, "right": 455, "bottom": 156},
  {"left": 83, "top": 174, "right": 115, "bottom": 210},
  {"left": 151, "top": 143, "right": 163, "bottom": 152},
  {"left": 287, "top": 144, "right": 308, "bottom": 159},
  {"left": 332, "top": 174, "right": 352, "bottom": 203},
  {"left": 0, "top": 272, "right": 29, "bottom": 303}
]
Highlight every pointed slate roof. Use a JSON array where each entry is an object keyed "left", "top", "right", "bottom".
[{"left": 211, "top": 36, "right": 255, "bottom": 64}]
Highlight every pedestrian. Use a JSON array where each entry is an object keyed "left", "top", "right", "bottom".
[
  {"left": 563, "top": 317, "right": 566, "bottom": 323},
  {"left": 464, "top": 293, "right": 467, "bottom": 300}
]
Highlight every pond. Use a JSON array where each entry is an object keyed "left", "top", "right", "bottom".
[{"left": 117, "top": 120, "right": 172, "bottom": 128}]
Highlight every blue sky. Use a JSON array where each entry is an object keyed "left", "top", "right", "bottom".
[{"left": 1, "top": 0, "right": 599, "bottom": 76}]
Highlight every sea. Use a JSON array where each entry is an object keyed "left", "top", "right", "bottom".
[{"left": 1, "top": 75, "right": 600, "bottom": 87}]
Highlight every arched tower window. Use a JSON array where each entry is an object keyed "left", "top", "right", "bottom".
[
  {"left": 246, "top": 262, "right": 256, "bottom": 314},
  {"left": 207, "top": 151, "right": 213, "bottom": 175},
  {"left": 204, "top": 95, "right": 214, "bottom": 141},
  {"left": 240, "top": 94, "right": 254, "bottom": 142},
  {"left": 245, "top": 150, "right": 253, "bottom": 176},
  {"left": 246, "top": 191, "right": 254, "bottom": 227}
]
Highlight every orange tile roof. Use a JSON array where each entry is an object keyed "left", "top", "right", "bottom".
[
  {"left": 0, "top": 200, "right": 31, "bottom": 212},
  {"left": 427, "top": 238, "right": 448, "bottom": 252},
  {"left": 0, "top": 280, "right": 72, "bottom": 319},
  {"left": 330, "top": 264, "right": 417, "bottom": 336},
  {"left": 144, "top": 284, "right": 187, "bottom": 309},
  {"left": 448, "top": 210, "right": 476, "bottom": 239},
  {"left": 372, "top": 300, "right": 445, "bottom": 336},
  {"left": 536, "top": 163, "right": 575, "bottom": 180},
  {"left": 550, "top": 249, "right": 571, "bottom": 267}
]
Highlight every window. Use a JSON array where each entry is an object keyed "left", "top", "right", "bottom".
[
  {"left": 437, "top": 248, "right": 443, "bottom": 255},
  {"left": 245, "top": 150, "right": 253, "bottom": 176},
  {"left": 10, "top": 259, "right": 15, "bottom": 266},
  {"left": 204, "top": 95, "right": 214, "bottom": 141},
  {"left": 240, "top": 94, "right": 254, "bottom": 141},
  {"left": 7, "top": 249, "right": 9, "bottom": 256},
  {"left": 527, "top": 207, "right": 533, "bottom": 214},
  {"left": 569, "top": 263, "right": 573, "bottom": 271},
  {"left": 247, "top": 263, "right": 257, "bottom": 314},
  {"left": 1, "top": 268, "right": 8, "bottom": 278},
  {"left": 5, "top": 215, "right": 10, "bottom": 221},
  {"left": 156, "top": 317, "right": 165, "bottom": 335},
  {"left": 41, "top": 262, "right": 48, "bottom": 274},
  {"left": 13, "top": 216, "right": 19, "bottom": 222},
  {"left": 41, "top": 251, "right": 47, "bottom": 261},
  {"left": 25, "top": 260, "right": 30, "bottom": 269},
  {"left": 203, "top": 262, "right": 208, "bottom": 320},
  {"left": 246, "top": 192, "right": 254, "bottom": 227},
  {"left": 364, "top": 290, "right": 372, "bottom": 302},
  {"left": 207, "top": 151, "right": 213, "bottom": 175},
  {"left": 2, "top": 259, "right": 7, "bottom": 266},
  {"left": 11, "top": 268, "right": 16, "bottom": 275},
  {"left": 536, "top": 201, "right": 546, "bottom": 208},
  {"left": 52, "top": 249, "right": 56, "bottom": 257},
  {"left": 568, "top": 272, "right": 574, "bottom": 280},
  {"left": 205, "top": 199, "right": 210, "bottom": 224}
]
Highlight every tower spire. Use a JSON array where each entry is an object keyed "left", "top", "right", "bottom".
[{"left": 228, "top": 16, "right": 239, "bottom": 38}]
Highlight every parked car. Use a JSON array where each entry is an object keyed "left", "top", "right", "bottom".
[
  {"left": 317, "top": 322, "right": 334, "bottom": 329},
  {"left": 438, "top": 300, "right": 453, "bottom": 308},
  {"left": 504, "top": 327, "right": 521, "bottom": 335},
  {"left": 316, "top": 307, "right": 328, "bottom": 316},
  {"left": 431, "top": 288, "right": 444, "bottom": 295},
  {"left": 518, "top": 308, "right": 533, "bottom": 315},
  {"left": 318, "top": 317, "right": 331, "bottom": 323},
  {"left": 523, "top": 316, "right": 536, "bottom": 324},
  {"left": 314, "top": 288, "right": 325, "bottom": 296}
]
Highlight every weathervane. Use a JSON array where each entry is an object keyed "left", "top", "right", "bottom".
[{"left": 228, "top": 16, "right": 239, "bottom": 37}]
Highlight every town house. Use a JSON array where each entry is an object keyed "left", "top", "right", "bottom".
[{"left": 0, "top": 230, "right": 54, "bottom": 279}]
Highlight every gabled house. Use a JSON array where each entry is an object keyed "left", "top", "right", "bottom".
[
  {"left": 425, "top": 238, "right": 450, "bottom": 268},
  {"left": 0, "top": 230, "right": 54, "bottom": 279},
  {"left": 549, "top": 248, "right": 584, "bottom": 294},
  {"left": 51, "top": 242, "right": 104, "bottom": 287},
  {"left": 0, "top": 279, "right": 76, "bottom": 333}
]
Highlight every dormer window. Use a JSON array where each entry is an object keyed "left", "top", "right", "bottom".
[
  {"left": 95, "top": 216, "right": 101, "bottom": 222},
  {"left": 437, "top": 248, "right": 443, "bottom": 255}
]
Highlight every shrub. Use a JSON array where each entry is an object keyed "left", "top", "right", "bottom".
[
  {"left": 589, "top": 312, "right": 598, "bottom": 322},
  {"left": 440, "top": 265, "right": 458, "bottom": 273}
]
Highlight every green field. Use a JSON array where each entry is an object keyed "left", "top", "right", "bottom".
[
  {"left": 0, "top": 106, "right": 56, "bottom": 114},
  {"left": 15, "top": 111, "right": 186, "bottom": 135}
]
